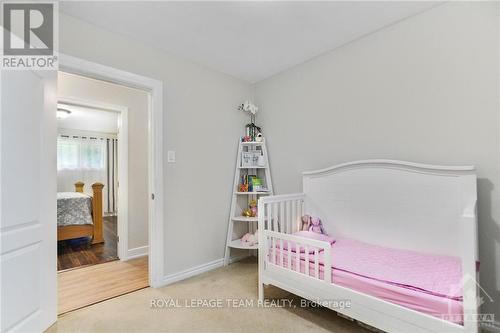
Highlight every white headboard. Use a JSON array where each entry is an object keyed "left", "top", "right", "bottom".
[{"left": 302, "top": 160, "right": 477, "bottom": 257}]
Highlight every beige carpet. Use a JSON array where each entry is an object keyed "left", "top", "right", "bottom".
[{"left": 47, "top": 258, "right": 370, "bottom": 333}]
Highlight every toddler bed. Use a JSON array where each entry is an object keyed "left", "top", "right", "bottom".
[{"left": 258, "top": 160, "right": 478, "bottom": 333}]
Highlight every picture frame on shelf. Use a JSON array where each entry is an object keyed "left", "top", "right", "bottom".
[
  {"left": 241, "top": 151, "right": 261, "bottom": 167},
  {"left": 241, "top": 152, "right": 253, "bottom": 167}
]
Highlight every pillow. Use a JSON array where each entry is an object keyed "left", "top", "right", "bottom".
[{"left": 275, "top": 231, "right": 335, "bottom": 254}]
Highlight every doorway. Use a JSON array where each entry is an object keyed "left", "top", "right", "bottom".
[
  {"left": 55, "top": 69, "right": 153, "bottom": 314},
  {"left": 59, "top": 54, "right": 164, "bottom": 290}
]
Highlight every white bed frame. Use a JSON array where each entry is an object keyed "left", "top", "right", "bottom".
[{"left": 258, "top": 160, "right": 478, "bottom": 333}]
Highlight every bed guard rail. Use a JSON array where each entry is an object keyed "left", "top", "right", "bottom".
[
  {"left": 257, "top": 193, "right": 332, "bottom": 283},
  {"left": 262, "top": 230, "right": 332, "bottom": 283}
]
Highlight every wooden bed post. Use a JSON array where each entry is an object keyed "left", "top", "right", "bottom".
[
  {"left": 74, "top": 181, "right": 84, "bottom": 193},
  {"left": 91, "top": 182, "right": 105, "bottom": 244}
]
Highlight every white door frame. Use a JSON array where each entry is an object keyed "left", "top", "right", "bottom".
[
  {"left": 59, "top": 54, "right": 164, "bottom": 287},
  {"left": 57, "top": 95, "right": 130, "bottom": 261}
]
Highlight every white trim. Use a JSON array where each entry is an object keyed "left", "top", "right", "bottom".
[
  {"left": 59, "top": 53, "right": 164, "bottom": 288},
  {"left": 57, "top": 95, "right": 129, "bottom": 262},
  {"left": 161, "top": 259, "right": 222, "bottom": 286},
  {"left": 227, "top": 254, "right": 250, "bottom": 264},
  {"left": 160, "top": 255, "right": 249, "bottom": 286},
  {"left": 127, "top": 246, "right": 149, "bottom": 260},
  {"left": 117, "top": 107, "right": 129, "bottom": 262}
]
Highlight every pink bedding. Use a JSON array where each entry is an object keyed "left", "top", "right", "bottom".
[{"left": 271, "top": 237, "right": 464, "bottom": 324}]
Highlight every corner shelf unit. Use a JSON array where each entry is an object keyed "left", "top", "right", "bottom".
[
  {"left": 238, "top": 166, "right": 267, "bottom": 169},
  {"left": 232, "top": 216, "right": 258, "bottom": 222},
  {"left": 227, "top": 239, "right": 258, "bottom": 250},
  {"left": 224, "top": 139, "right": 273, "bottom": 265},
  {"left": 240, "top": 141, "right": 264, "bottom": 146}
]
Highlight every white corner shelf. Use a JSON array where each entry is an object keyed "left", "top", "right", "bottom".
[
  {"left": 227, "top": 239, "right": 258, "bottom": 250},
  {"left": 240, "top": 141, "right": 264, "bottom": 146},
  {"left": 224, "top": 138, "right": 273, "bottom": 265},
  {"left": 232, "top": 216, "right": 258, "bottom": 222},
  {"left": 238, "top": 166, "right": 266, "bottom": 169}
]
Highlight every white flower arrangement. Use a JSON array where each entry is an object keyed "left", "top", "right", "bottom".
[{"left": 238, "top": 101, "right": 261, "bottom": 140}]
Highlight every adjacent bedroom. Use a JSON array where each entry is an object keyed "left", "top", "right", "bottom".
[{"left": 56, "top": 103, "right": 118, "bottom": 270}]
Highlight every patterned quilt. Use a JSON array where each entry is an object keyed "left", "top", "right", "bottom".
[{"left": 57, "top": 192, "right": 93, "bottom": 226}]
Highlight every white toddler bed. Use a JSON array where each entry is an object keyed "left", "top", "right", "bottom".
[{"left": 258, "top": 160, "right": 478, "bottom": 333}]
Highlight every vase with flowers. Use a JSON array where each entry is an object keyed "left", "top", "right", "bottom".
[{"left": 238, "top": 101, "right": 261, "bottom": 141}]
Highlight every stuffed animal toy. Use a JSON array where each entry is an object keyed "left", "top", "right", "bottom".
[
  {"left": 300, "top": 215, "right": 311, "bottom": 231},
  {"left": 249, "top": 200, "right": 257, "bottom": 217},
  {"left": 241, "top": 229, "right": 258, "bottom": 246},
  {"left": 241, "top": 232, "right": 252, "bottom": 242},
  {"left": 309, "top": 217, "right": 326, "bottom": 234},
  {"left": 242, "top": 200, "right": 258, "bottom": 217}
]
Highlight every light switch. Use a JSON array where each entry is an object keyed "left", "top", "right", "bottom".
[{"left": 167, "top": 150, "right": 176, "bottom": 163}]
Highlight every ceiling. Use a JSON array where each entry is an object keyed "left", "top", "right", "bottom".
[
  {"left": 60, "top": 1, "right": 439, "bottom": 83},
  {"left": 57, "top": 104, "right": 119, "bottom": 134}
]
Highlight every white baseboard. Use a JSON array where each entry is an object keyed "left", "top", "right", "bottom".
[
  {"left": 159, "top": 254, "right": 249, "bottom": 287},
  {"left": 482, "top": 321, "right": 500, "bottom": 333},
  {"left": 126, "top": 245, "right": 149, "bottom": 260},
  {"left": 228, "top": 254, "right": 250, "bottom": 264}
]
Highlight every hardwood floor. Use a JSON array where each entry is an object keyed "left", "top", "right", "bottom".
[
  {"left": 57, "top": 216, "right": 118, "bottom": 271},
  {"left": 58, "top": 257, "right": 149, "bottom": 315}
]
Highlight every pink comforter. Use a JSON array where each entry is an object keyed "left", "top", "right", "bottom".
[
  {"left": 271, "top": 237, "right": 464, "bottom": 323},
  {"left": 330, "top": 238, "right": 462, "bottom": 300}
]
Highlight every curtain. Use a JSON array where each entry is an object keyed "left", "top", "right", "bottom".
[
  {"left": 106, "top": 138, "right": 118, "bottom": 215},
  {"left": 57, "top": 135, "right": 118, "bottom": 215}
]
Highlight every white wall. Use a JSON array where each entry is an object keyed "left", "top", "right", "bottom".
[
  {"left": 255, "top": 2, "right": 500, "bottom": 320},
  {"left": 59, "top": 13, "right": 253, "bottom": 274},
  {"left": 58, "top": 72, "right": 149, "bottom": 250}
]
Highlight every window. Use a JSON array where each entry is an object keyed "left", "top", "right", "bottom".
[{"left": 57, "top": 136, "right": 106, "bottom": 171}]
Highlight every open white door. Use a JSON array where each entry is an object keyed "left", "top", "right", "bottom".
[{"left": 1, "top": 69, "right": 57, "bottom": 332}]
